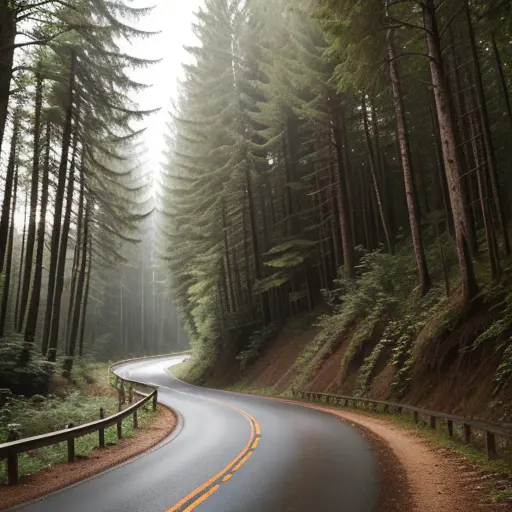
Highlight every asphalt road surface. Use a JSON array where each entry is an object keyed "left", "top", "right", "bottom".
[{"left": 13, "top": 356, "right": 379, "bottom": 512}]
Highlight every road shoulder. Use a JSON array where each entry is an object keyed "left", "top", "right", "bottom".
[{"left": 269, "top": 398, "right": 511, "bottom": 511}]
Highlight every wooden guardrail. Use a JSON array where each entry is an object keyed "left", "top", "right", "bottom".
[
  {"left": 299, "top": 391, "right": 512, "bottom": 460},
  {"left": 0, "top": 362, "right": 159, "bottom": 486}
]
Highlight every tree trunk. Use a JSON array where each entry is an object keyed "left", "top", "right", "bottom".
[
  {"left": 387, "top": 29, "right": 431, "bottom": 295},
  {"left": 65, "top": 155, "right": 85, "bottom": 352},
  {"left": 0, "top": 5, "right": 16, "bottom": 156},
  {"left": 466, "top": 3, "right": 509, "bottom": 254},
  {"left": 78, "top": 234, "right": 92, "bottom": 357},
  {"left": 25, "top": 121, "right": 51, "bottom": 345},
  {"left": 330, "top": 98, "right": 355, "bottom": 278},
  {"left": 468, "top": 101, "right": 500, "bottom": 281},
  {"left": 69, "top": 200, "right": 89, "bottom": 361},
  {"left": 0, "top": 165, "right": 18, "bottom": 337},
  {"left": 492, "top": 32, "right": 512, "bottom": 146},
  {"left": 362, "top": 94, "right": 393, "bottom": 253},
  {"left": 47, "top": 107, "right": 80, "bottom": 360},
  {"left": 423, "top": 0, "right": 478, "bottom": 304},
  {"left": 42, "top": 53, "right": 76, "bottom": 358},
  {"left": 14, "top": 196, "right": 28, "bottom": 328},
  {"left": 18, "top": 72, "right": 43, "bottom": 331},
  {"left": 0, "top": 112, "right": 20, "bottom": 273}
]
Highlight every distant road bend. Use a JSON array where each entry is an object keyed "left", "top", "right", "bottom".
[{"left": 14, "top": 356, "right": 379, "bottom": 512}]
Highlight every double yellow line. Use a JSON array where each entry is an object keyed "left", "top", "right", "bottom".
[{"left": 167, "top": 402, "right": 261, "bottom": 512}]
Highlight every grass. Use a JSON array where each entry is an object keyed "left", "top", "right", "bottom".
[{"left": 0, "top": 362, "right": 157, "bottom": 485}]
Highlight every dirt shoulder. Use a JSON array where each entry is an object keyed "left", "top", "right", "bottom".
[
  {"left": 271, "top": 398, "right": 512, "bottom": 511},
  {"left": 0, "top": 404, "right": 177, "bottom": 511}
]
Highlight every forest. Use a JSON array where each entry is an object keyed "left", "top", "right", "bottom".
[
  {"left": 164, "top": 0, "right": 512, "bottom": 403},
  {"left": 0, "top": 0, "right": 187, "bottom": 398}
]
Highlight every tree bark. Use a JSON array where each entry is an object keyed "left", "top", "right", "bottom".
[
  {"left": 25, "top": 121, "right": 51, "bottom": 345},
  {"left": 0, "top": 4, "right": 16, "bottom": 156},
  {"left": 18, "top": 72, "right": 43, "bottom": 331},
  {"left": 69, "top": 199, "right": 89, "bottom": 361},
  {"left": 0, "top": 165, "right": 18, "bottom": 337},
  {"left": 423, "top": 0, "right": 478, "bottom": 304},
  {"left": 14, "top": 196, "right": 28, "bottom": 328},
  {"left": 42, "top": 52, "right": 76, "bottom": 358},
  {"left": 362, "top": 94, "right": 393, "bottom": 253},
  {"left": 0, "top": 112, "right": 20, "bottom": 273},
  {"left": 78, "top": 233, "right": 92, "bottom": 357},
  {"left": 387, "top": 29, "right": 431, "bottom": 295},
  {"left": 465, "top": 2, "right": 509, "bottom": 254},
  {"left": 65, "top": 154, "right": 85, "bottom": 352},
  {"left": 330, "top": 98, "right": 355, "bottom": 278}
]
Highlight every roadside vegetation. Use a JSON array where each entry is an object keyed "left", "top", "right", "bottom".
[
  {"left": 0, "top": 360, "right": 156, "bottom": 485},
  {"left": 166, "top": 0, "right": 512, "bottom": 427}
]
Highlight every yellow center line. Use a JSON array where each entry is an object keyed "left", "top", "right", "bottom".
[
  {"left": 231, "top": 451, "right": 253, "bottom": 473},
  {"left": 166, "top": 402, "right": 261, "bottom": 512},
  {"left": 251, "top": 437, "right": 260, "bottom": 450},
  {"left": 182, "top": 485, "right": 220, "bottom": 512}
]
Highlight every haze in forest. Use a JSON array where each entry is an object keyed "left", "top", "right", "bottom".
[{"left": 0, "top": 0, "right": 512, "bottom": 435}]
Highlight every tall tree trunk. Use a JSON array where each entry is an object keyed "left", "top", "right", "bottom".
[
  {"left": 423, "top": 0, "right": 478, "bottom": 305},
  {"left": 78, "top": 233, "right": 92, "bottom": 357},
  {"left": 429, "top": 91, "right": 454, "bottom": 235},
  {"left": 25, "top": 121, "right": 51, "bottom": 345},
  {"left": 468, "top": 101, "right": 501, "bottom": 281},
  {"left": 47, "top": 108, "right": 80, "bottom": 360},
  {"left": 69, "top": 200, "right": 89, "bottom": 362},
  {"left": 42, "top": 52, "right": 76, "bottom": 358},
  {"left": 362, "top": 94, "right": 393, "bottom": 253},
  {"left": 330, "top": 99, "right": 355, "bottom": 278},
  {"left": 0, "top": 165, "right": 18, "bottom": 337},
  {"left": 465, "top": 2, "right": 510, "bottom": 254},
  {"left": 492, "top": 32, "right": 512, "bottom": 146},
  {"left": 0, "top": 112, "right": 20, "bottom": 273},
  {"left": 387, "top": 29, "right": 431, "bottom": 295},
  {"left": 14, "top": 196, "right": 28, "bottom": 328},
  {"left": 65, "top": 155, "right": 85, "bottom": 352},
  {"left": 18, "top": 72, "right": 43, "bottom": 331},
  {"left": 0, "top": 5, "right": 16, "bottom": 155}
]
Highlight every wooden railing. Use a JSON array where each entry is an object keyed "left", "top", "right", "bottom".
[
  {"left": 0, "top": 362, "right": 158, "bottom": 486},
  {"left": 299, "top": 391, "right": 512, "bottom": 460}
]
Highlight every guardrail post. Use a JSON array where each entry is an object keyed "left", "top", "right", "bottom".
[
  {"left": 7, "top": 429, "right": 19, "bottom": 486},
  {"left": 7, "top": 454, "right": 18, "bottom": 486},
  {"left": 99, "top": 408, "right": 105, "bottom": 448},
  {"left": 463, "top": 423, "right": 471, "bottom": 444},
  {"left": 447, "top": 420, "right": 453, "bottom": 438},
  {"left": 343, "top": 399, "right": 348, "bottom": 407},
  {"left": 383, "top": 404, "right": 389, "bottom": 413},
  {"left": 152, "top": 391, "right": 158, "bottom": 412},
  {"left": 397, "top": 406, "right": 402, "bottom": 415},
  {"left": 413, "top": 411, "right": 419, "bottom": 423},
  {"left": 486, "top": 431, "right": 497, "bottom": 460},
  {"left": 133, "top": 410, "right": 138, "bottom": 429},
  {"left": 67, "top": 423, "right": 75, "bottom": 462},
  {"left": 117, "top": 420, "right": 123, "bottom": 440},
  {"left": 430, "top": 416, "right": 437, "bottom": 430},
  {"left": 128, "top": 384, "right": 133, "bottom": 405}
]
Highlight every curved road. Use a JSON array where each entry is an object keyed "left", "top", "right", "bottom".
[{"left": 14, "top": 356, "right": 379, "bottom": 512}]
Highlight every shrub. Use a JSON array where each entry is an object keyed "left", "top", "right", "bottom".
[{"left": 0, "top": 337, "right": 53, "bottom": 397}]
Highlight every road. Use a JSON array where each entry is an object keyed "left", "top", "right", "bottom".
[{"left": 14, "top": 356, "right": 379, "bottom": 512}]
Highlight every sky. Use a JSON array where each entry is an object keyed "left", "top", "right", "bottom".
[{"left": 121, "top": 0, "right": 204, "bottom": 173}]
